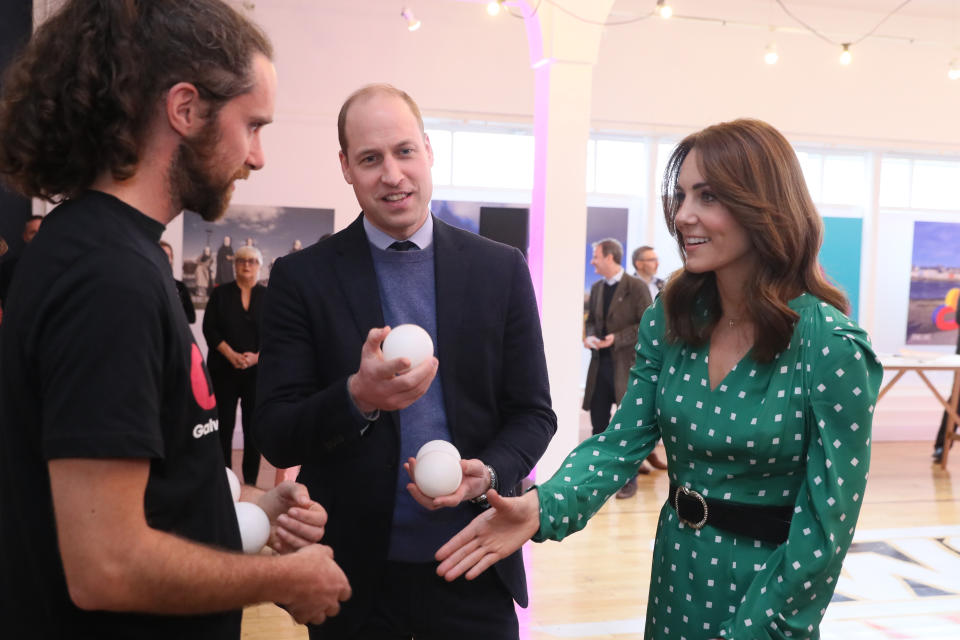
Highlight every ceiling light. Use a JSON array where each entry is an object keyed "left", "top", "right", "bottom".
[
  {"left": 949, "top": 60, "right": 960, "bottom": 80},
  {"left": 839, "top": 43, "right": 852, "bottom": 65},
  {"left": 401, "top": 7, "right": 421, "bottom": 31},
  {"left": 487, "top": 1, "right": 503, "bottom": 17},
  {"left": 764, "top": 43, "right": 779, "bottom": 65},
  {"left": 656, "top": 0, "right": 673, "bottom": 20}
]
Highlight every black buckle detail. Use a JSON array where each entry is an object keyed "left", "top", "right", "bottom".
[{"left": 673, "top": 485, "right": 708, "bottom": 529}]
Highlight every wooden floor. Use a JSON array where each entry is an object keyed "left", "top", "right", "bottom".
[{"left": 236, "top": 440, "right": 960, "bottom": 640}]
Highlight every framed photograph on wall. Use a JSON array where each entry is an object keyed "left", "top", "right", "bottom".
[
  {"left": 182, "top": 205, "right": 334, "bottom": 309},
  {"left": 906, "top": 221, "right": 960, "bottom": 346}
]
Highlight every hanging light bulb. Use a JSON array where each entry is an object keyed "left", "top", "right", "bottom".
[
  {"left": 486, "top": 1, "right": 503, "bottom": 17},
  {"left": 764, "top": 42, "right": 779, "bottom": 65},
  {"left": 949, "top": 60, "right": 960, "bottom": 80},
  {"left": 656, "top": 0, "right": 673, "bottom": 19},
  {"left": 400, "top": 7, "right": 421, "bottom": 31},
  {"left": 839, "top": 43, "right": 852, "bottom": 65}
]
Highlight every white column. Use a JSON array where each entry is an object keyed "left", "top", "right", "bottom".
[{"left": 517, "top": 0, "right": 616, "bottom": 478}]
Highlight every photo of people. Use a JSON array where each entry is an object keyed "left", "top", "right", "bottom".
[{"left": 182, "top": 205, "right": 334, "bottom": 308}]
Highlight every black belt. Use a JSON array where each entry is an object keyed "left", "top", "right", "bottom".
[{"left": 668, "top": 483, "right": 793, "bottom": 545}]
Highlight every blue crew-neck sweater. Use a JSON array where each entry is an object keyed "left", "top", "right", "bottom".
[{"left": 369, "top": 243, "right": 473, "bottom": 562}]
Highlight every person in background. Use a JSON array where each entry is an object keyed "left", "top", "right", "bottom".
[
  {"left": 933, "top": 304, "right": 960, "bottom": 463},
  {"left": 160, "top": 240, "right": 196, "bottom": 324},
  {"left": 0, "top": 214, "right": 42, "bottom": 309},
  {"left": 435, "top": 118, "right": 883, "bottom": 640},
  {"left": 582, "top": 237, "right": 663, "bottom": 499},
  {"left": 204, "top": 245, "right": 266, "bottom": 486},
  {"left": 632, "top": 244, "right": 665, "bottom": 302}
]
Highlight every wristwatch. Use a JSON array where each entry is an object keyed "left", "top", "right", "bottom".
[{"left": 470, "top": 464, "right": 498, "bottom": 505}]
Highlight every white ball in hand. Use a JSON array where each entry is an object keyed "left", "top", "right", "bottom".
[
  {"left": 225, "top": 467, "right": 241, "bottom": 503},
  {"left": 415, "top": 440, "right": 462, "bottom": 498},
  {"left": 382, "top": 324, "right": 433, "bottom": 370},
  {"left": 234, "top": 502, "right": 270, "bottom": 554}
]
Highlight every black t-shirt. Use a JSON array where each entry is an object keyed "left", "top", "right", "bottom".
[{"left": 0, "top": 191, "right": 242, "bottom": 638}]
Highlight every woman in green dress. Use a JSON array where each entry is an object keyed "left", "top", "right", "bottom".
[{"left": 434, "top": 119, "right": 883, "bottom": 639}]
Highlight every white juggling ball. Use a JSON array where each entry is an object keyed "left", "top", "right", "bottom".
[
  {"left": 382, "top": 324, "right": 434, "bottom": 370},
  {"left": 225, "top": 467, "right": 241, "bottom": 503},
  {"left": 416, "top": 439, "right": 459, "bottom": 459},
  {"left": 414, "top": 440, "right": 462, "bottom": 498},
  {"left": 234, "top": 502, "right": 271, "bottom": 554}
]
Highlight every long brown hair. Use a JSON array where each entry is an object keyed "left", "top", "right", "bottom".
[
  {"left": 0, "top": 0, "right": 273, "bottom": 202},
  {"left": 660, "top": 119, "right": 847, "bottom": 362}
]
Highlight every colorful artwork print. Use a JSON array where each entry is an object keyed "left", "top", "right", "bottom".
[
  {"left": 906, "top": 221, "right": 960, "bottom": 345},
  {"left": 932, "top": 287, "right": 959, "bottom": 332}
]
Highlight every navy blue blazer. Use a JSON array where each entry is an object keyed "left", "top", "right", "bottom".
[{"left": 254, "top": 214, "right": 556, "bottom": 634}]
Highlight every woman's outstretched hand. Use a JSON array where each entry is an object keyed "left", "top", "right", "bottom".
[{"left": 435, "top": 488, "right": 541, "bottom": 581}]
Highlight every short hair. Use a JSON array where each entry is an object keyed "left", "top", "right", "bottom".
[
  {"left": 234, "top": 245, "right": 262, "bottom": 264},
  {"left": 338, "top": 84, "right": 424, "bottom": 155},
  {"left": 0, "top": 0, "right": 273, "bottom": 202},
  {"left": 660, "top": 118, "right": 847, "bottom": 362},
  {"left": 631, "top": 245, "right": 655, "bottom": 266},
  {"left": 592, "top": 238, "right": 623, "bottom": 265}
]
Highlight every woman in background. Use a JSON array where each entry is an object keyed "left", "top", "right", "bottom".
[
  {"left": 435, "top": 119, "right": 883, "bottom": 640},
  {"left": 204, "top": 245, "right": 266, "bottom": 485},
  {"left": 159, "top": 240, "right": 196, "bottom": 324}
]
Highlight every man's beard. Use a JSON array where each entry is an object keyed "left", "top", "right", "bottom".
[{"left": 170, "top": 119, "right": 249, "bottom": 222}]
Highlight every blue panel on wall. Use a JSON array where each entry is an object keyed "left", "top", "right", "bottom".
[{"left": 820, "top": 217, "right": 862, "bottom": 321}]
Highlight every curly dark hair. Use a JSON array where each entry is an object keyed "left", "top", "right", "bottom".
[
  {"left": 660, "top": 119, "right": 848, "bottom": 363},
  {"left": 0, "top": 0, "right": 273, "bottom": 202}
]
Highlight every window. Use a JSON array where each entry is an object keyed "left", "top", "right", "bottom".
[
  {"left": 593, "top": 139, "right": 646, "bottom": 196},
  {"left": 426, "top": 128, "right": 452, "bottom": 186},
  {"left": 910, "top": 159, "right": 960, "bottom": 211},
  {"left": 451, "top": 131, "right": 534, "bottom": 190},
  {"left": 878, "top": 157, "right": 911, "bottom": 208}
]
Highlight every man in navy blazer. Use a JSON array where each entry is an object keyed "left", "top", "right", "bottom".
[{"left": 255, "top": 84, "right": 556, "bottom": 639}]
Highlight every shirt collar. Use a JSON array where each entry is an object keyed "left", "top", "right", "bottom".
[
  {"left": 363, "top": 213, "right": 434, "bottom": 251},
  {"left": 604, "top": 267, "right": 624, "bottom": 286}
]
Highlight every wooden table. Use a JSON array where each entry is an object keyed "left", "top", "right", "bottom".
[{"left": 877, "top": 355, "right": 960, "bottom": 468}]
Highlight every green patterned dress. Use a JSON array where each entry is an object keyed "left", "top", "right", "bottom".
[{"left": 536, "top": 294, "right": 883, "bottom": 639}]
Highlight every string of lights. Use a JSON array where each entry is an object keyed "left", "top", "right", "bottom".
[
  {"left": 401, "top": 1, "right": 960, "bottom": 77},
  {"left": 774, "top": 0, "right": 913, "bottom": 47}
]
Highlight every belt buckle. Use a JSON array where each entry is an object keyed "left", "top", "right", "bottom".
[{"left": 674, "top": 486, "right": 708, "bottom": 529}]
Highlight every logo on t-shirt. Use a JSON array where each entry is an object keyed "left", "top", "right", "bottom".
[
  {"left": 190, "top": 343, "right": 217, "bottom": 411},
  {"left": 192, "top": 418, "right": 219, "bottom": 439}
]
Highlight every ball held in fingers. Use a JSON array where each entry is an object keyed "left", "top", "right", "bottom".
[
  {"left": 414, "top": 440, "right": 462, "bottom": 498},
  {"left": 235, "top": 501, "right": 271, "bottom": 553},
  {"left": 382, "top": 324, "right": 434, "bottom": 369}
]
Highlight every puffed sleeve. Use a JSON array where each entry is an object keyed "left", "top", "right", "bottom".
[
  {"left": 718, "top": 313, "right": 883, "bottom": 639},
  {"left": 535, "top": 298, "right": 667, "bottom": 542}
]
